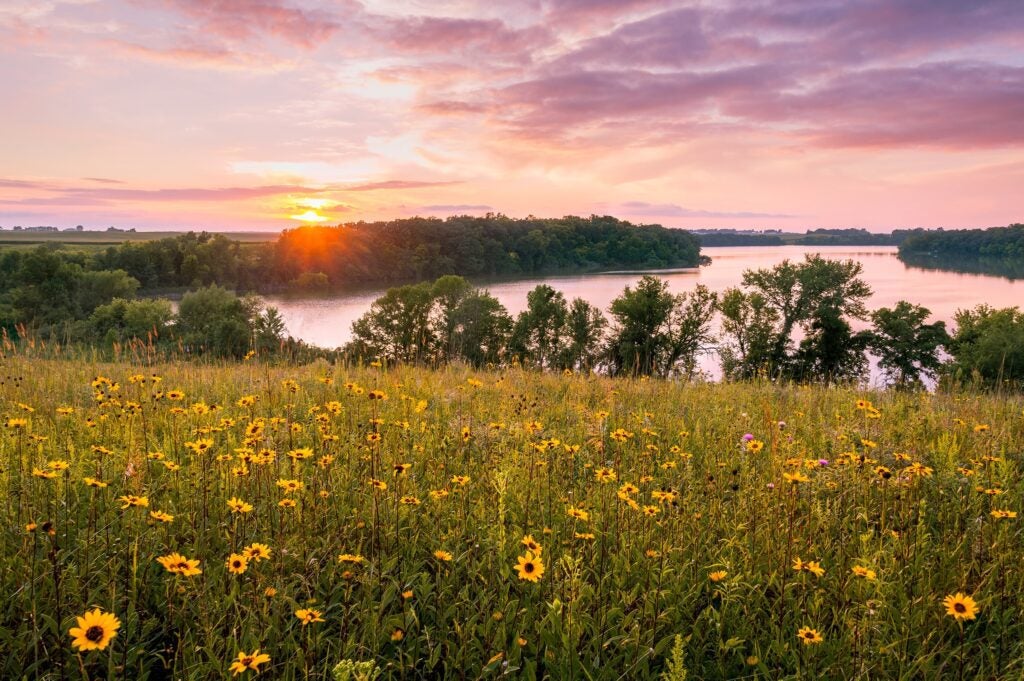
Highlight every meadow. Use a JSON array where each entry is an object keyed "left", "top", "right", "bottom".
[{"left": 1, "top": 356, "right": 1022, "bottom": 679}]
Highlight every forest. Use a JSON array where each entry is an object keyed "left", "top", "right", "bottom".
[
  {"left": 898, "top": 223, "right": 1024, "bottom": 260},
  {"left": 80, "top": 215, "right": 702, "bottom": 293}
]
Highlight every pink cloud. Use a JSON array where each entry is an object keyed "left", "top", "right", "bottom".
[
  {"left": 150, "top": 0, "right": 345, "bottom": 48},
  {"left": 615, "top": 201, "right": 799, "bottom": 220},
  {"left": 369, "top": 15, "right": 551, "bottom": 63},
  {"left": 345, "top": 180, "right": 460, "bottom": 191}
]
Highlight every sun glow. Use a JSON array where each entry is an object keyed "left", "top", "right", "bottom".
[
  {"left": 294, "top": 198, "right": 334, "bottom": 210},
  {"left": 289, "top": 210, "right": 328, "bottom": 223}
]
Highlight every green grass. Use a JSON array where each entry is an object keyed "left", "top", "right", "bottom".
[{"left": 1, "top": 357, "right": 1022, "bottom": 679}]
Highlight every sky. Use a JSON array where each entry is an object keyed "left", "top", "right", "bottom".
[{"left": 0, "top": 0, "right": 1022, "bottom": 232}]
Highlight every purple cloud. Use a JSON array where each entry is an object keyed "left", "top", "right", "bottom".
[
  {"left": 723, "top": 62, "right": 1024, "bottom": 149},
  {"left": 372, "top": 15, "right": 550, "bottom": 61}
]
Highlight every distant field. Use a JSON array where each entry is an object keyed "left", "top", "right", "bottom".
[{"left": 0, "top": 230, "right": 278, "bottom": 250}]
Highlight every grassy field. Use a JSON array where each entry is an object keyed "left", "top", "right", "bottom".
[
  {"left": 0, "top": 230, "right": 277, "bottom": 252},
  {"left": 1, "top": 357, "right": 1022, "bottom": 679}
]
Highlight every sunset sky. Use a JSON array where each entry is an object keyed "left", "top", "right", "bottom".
[{"left": 1, "top": 0, "right": 1022, "bottom": 232}]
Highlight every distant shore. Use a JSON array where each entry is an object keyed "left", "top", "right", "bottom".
[{"left": 597, "top": 267, "right": 700, "bottom": 275}]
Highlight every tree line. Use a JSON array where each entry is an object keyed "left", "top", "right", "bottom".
[
  {"left": 897, "top": 223, "right": 1024, "bottom": 281},
  {"left": 345, "top": 255, "right": 1024, "bottom": 390},
  {"left": 898, "top": 223, "right": 1024, "bottom": 261},
  {"left": 0, "top": 216, "right": 702, "bottom": 352},
  {"left": 695, "top": 228, "right": 920, "bottom": 247},
  {"left": 0, "top": 215, "right": 702, "bottom": 300},
  {"left": 0, "top": 216, "right": 703, "bottom": 334}
]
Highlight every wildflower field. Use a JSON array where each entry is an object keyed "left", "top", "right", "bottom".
[{"left": 2, "top": 358, "right": 1023, "bottom": 679}]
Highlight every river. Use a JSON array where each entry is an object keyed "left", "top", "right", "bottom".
[{"left": 263, "top": 245, "right": 1024, "bottom": 384}]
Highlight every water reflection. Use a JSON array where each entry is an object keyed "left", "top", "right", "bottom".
[{"left": 898, "top": 252, "right": 1024, "bottom": 281}]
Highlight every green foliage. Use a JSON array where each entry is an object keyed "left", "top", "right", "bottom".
[
  {"left": 718, "top": 288, "right": 778, "bottom": 380},
  {"left": 722, "top": 255, "right": 872, "bottom": 381},
  {"left": 560, "top": 298, "right": 607, "bottom": 372},
  {"left": 348, "top": 276, "right": 513, "bottom": 367},
  {"left": 431, "top": 275, "right": 474, "bottom": 362},
  {"left": 899, "top": 224, "right": 1024, "bottom": 261},
  {"left": 868, "top": 301, "right": 950, "bottom": 388},
  {"left": 176, "top": 285, "right": 253, "bottom": 358},
  {"left": 72, "top": 269, "right": 140, "bottom": 316},
  {"left": 246, "top": 297, "right": 288, "bottom": 354},
  {"left": 696, "top": 228, "right": 902, "bottom": 248},
  {"left": 898, "top": 224, "right": 1024, "bottom": 280},
  {"left": 606, "top": 276, "right": 717, "bottom": 378},
  {"left": 510, "top": 285, "right": 570, "bottom": 368},
  {"left": 349, "top": 282, "right": 437, "bottom": 362},
  {"left": 271, "top": 215, "right": 703, "bottom": 286},
  {"left": 87, "top": 298, "right": 174, "bottom": 345},
  {"left": 947, "top": 305, "right": 1024, "bottom": 388},
  {"left": 450, "top": 290, "right": 512, "bottom": 367}
]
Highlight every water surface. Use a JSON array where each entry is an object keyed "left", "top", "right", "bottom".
[{"left": 264, "top": 245, "right": 1024, "bottom": 383}]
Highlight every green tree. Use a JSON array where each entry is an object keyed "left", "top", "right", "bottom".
[
  {"left": 664, "top": 284, "right": 717, "bottom": 379},
  {"left": 73, "top": 269, "right": 140, "bottom": 317},
  {"left": 717, "top": 288, "right": 779, "bottom": 380},
  {"left": 868, "top": 301, "right": 949, "bottom": 388},
  {"left": 450, "top": 290, "right": 512, "bottom": 367},
  {"left": 606, "top": 277, "right": 717, "bottom": 378},
  {"left": 946, "top": 305, "right": 1024, "bottom": 388},
  {"left": 243, "top": 295, "right": 288, "bottom": 353},
  {"left": 431, "top": 275, "right": 473, "bottom": 362},
  {"left": 176, "top": 285, "right": 251, "bottom": 357},
  {"left": 510, "top": 284, "right": 569, "bottom": 368},
  {"left": 793, "top": 308, "right": 871, "bottom": 383},
  {"left": 349, "top": 283, "right": 435, "bottom": 363},
  {"left": 86, "top": 298, "right": 173, "bottom": 345},
  {"left": 728, "top": 255, "right": 872, "bottom": 380},
  {"left": 558, "top": 298, "right": 607, "bottom": 372}
]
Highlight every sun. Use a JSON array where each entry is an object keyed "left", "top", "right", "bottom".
[{"left": 289, "top": 209, "right": 328, "bottom": 223}]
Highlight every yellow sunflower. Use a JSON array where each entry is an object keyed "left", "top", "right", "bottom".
[
  {"left": 295, "top": 608, "right": 325, "bottom": 625},
  {"left": 515, "top": 552, "right": 545, "bottom": 582},
  {"left": 229, "top": 649, "right": 270, "bottom": 675},
  {"left": 797, "top": 626, "right": 823, "bottom": 645},
  {"left": 226, "top": 553, "right": 249, "bottom": 575},
  {"left": 69, "top": 608, "right": 120, "bottom": 651},
  {"left": 942, "top": 593, "right": 979, "bottom": 622}
]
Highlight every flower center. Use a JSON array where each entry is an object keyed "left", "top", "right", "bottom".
[
  {"left": 85, "top": 625, "right": 104, "bottom": 642},
  {"left": 524, "top": 562, "right": 534, "bottom": 573},
  {"left": 954, "top": 603, "right": 966, "bottom": 613}
]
